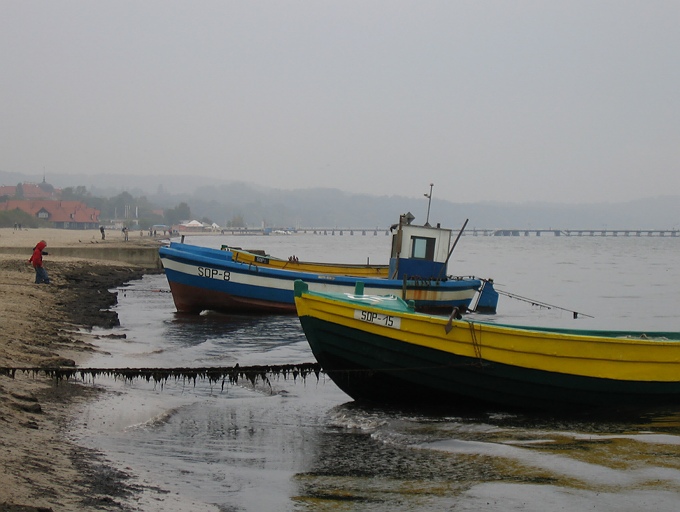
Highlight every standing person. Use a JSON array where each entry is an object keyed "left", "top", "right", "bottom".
[
  {"left": 100, "top": 226, "right": 105, "bottom": 240},
  {"left": 29, "top": 240, "right": 50, "bottom": 284},
  {"left": 122, "top": 226, "right": 129, "bottom": 241}
]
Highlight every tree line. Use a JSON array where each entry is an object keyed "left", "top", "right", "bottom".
[
  {"left": 0, "top": 183, "right": 252, "bottom": 230},
  {"left": 1, "top": 185, "right": 222, "bottom": 229}
]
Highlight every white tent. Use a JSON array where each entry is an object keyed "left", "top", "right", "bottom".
[{"left": 183, "top": 220, "right": 204, "bottom": 227}]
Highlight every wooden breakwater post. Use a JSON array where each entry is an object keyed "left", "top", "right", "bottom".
[{"left": 0, "top": 363, "right": 323, "bottom": 389}]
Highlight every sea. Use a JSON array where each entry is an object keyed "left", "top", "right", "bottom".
[{"left": 69, "top": 232, "right": 680, "bottom": 511}]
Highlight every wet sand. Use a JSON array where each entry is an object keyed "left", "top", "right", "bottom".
[{"left": 0, "top": 227, "right": 160, "bottom": 511}]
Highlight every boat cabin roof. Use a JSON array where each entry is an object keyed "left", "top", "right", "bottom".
[{"left": 391, "top": 222, "right": 452, "bottom": 264}]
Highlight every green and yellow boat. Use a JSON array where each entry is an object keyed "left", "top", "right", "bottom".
[{"left": 294, "top": 280, "right": 680, "bottom": 411}]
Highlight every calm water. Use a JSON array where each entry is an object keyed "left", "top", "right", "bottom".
[{"left": 71, "top": 233, "right": 680, "bottom": 511}]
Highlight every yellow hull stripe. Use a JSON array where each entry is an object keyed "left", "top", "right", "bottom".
[{"left": 295, "top": 293, "right": 680, "bottom": 382}]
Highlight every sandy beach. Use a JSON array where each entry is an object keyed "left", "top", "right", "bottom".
[{"left": 0, "top": 227, "right": 162, "bottom": 511}]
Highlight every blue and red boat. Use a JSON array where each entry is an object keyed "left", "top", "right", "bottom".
[{"left": 159, "top": 213, "right": 497, "bottom": 315}]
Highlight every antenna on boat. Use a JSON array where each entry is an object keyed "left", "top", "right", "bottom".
[{"left": 424, "top": 183, "right": 434, "bottom": 226}]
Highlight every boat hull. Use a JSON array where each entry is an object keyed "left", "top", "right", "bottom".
[
  {"left": 167, "top": 280, "right": 297, "bottom": 314},
  {"left": 160, "top": 243, "right": 490, "bottom": 315},
  {"left": 300, "top": 317, "right": 680, "bottom": 410},
  {"left": 229, "top": 248, "right": 389, "bottom": 277},
  {"left": 294, "top": 285, "right": 680, "bottom": 412}
]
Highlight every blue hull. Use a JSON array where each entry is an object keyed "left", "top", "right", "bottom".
[{"left": 159, "top": 242, "right": 496, "bottom": 315}]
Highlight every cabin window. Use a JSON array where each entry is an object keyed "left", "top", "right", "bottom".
[{"left": 411, "top": 236, "right": 436, "bottom": 260}]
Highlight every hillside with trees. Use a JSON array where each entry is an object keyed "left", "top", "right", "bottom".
[{"left": 2, "top": 171, "right": 680, "bottom": 231}]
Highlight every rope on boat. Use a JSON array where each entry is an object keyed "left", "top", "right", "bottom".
[
  {"left": 469, "top": 322, "right": 483, "bottom": 361},
  {"left": 0, "top": 363, "right": 322, "bottom": 389},
  {"left": 494, "top": 288, "right": 594, "bottom": 319}
]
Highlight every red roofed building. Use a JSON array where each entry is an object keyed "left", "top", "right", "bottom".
[
  {"left": 0, "top": 185, "right": 18, "bottom": 198},
  {"left": 1, "top": 200, "right": 100, "bottom": 229},
  {"left": 0, "top": 179, "right": 62, "bottom": 200}
]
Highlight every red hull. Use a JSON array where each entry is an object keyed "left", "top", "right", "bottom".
[{"left": 168, "top": 281, "right": 296, "bottom": 315}]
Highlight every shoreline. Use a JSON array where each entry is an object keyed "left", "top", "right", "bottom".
[
  {"left": 0, "top": 228, "right": 162, "bottom": 511},
  {"left": 0, "top": 227, "right": 164, "bottom": 269}
]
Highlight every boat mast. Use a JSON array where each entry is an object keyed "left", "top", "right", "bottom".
[{"left": 424, "top": 183, "right": 434, "bottom": 227}]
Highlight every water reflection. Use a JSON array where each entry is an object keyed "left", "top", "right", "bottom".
[
  {"left": 75, "top": 236, "right": 680, "bottom": 511},
  {"left": 293, "top": 403, "right": 680, "bottom": 510}
]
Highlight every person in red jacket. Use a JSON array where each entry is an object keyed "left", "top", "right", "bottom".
[{"left": 29, "top": 240, "right": 50, "bottom": 284}]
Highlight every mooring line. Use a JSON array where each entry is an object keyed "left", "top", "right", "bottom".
[{"left": 495, "top": 288, "right": 593, "bottom": 319}]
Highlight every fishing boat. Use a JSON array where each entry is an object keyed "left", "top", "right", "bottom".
[
  {"left": 160, "top": 212, "right": 498, "bottom": 315},
  {"left": 226, "top": 247, "right": 389, "bottom": 277},
  {"left": 294, "top": 280, "right": 680, "bottom": 411}
]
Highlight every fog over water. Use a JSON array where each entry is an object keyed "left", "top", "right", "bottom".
[{"left": 3, "top": 2, "right": 680, "bottom": 204}]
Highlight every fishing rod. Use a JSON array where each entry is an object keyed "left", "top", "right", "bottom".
[
  {"left": 438, "top": 218, "right": 469, "bottom": 281},
  {"left": 494, "top": 288, "right": 594, "bottom": 319}
]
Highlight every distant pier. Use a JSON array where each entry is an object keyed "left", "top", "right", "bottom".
[
  {"left": 467, "top": 229, "right": 680, "bottom": 237},
  {"left": 297, "top": 228, "right": 390, "bottom": 236},
  {"left": 217, "top": 227, "right": 679, "bottom": 237},
  {"left": 296, "top": 228, "right": 679, "bottom": 237}
]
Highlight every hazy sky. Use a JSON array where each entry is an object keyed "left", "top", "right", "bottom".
[{"left": 2, "top": 1, "right": 678, "bottom": 204}]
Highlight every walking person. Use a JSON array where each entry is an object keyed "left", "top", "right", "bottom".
[
  {"left": 100, "top": 226, "right": 105, "bottom": 240},
  {"left": 29, "top": 240, "right": 50, "bottom": 284}
]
